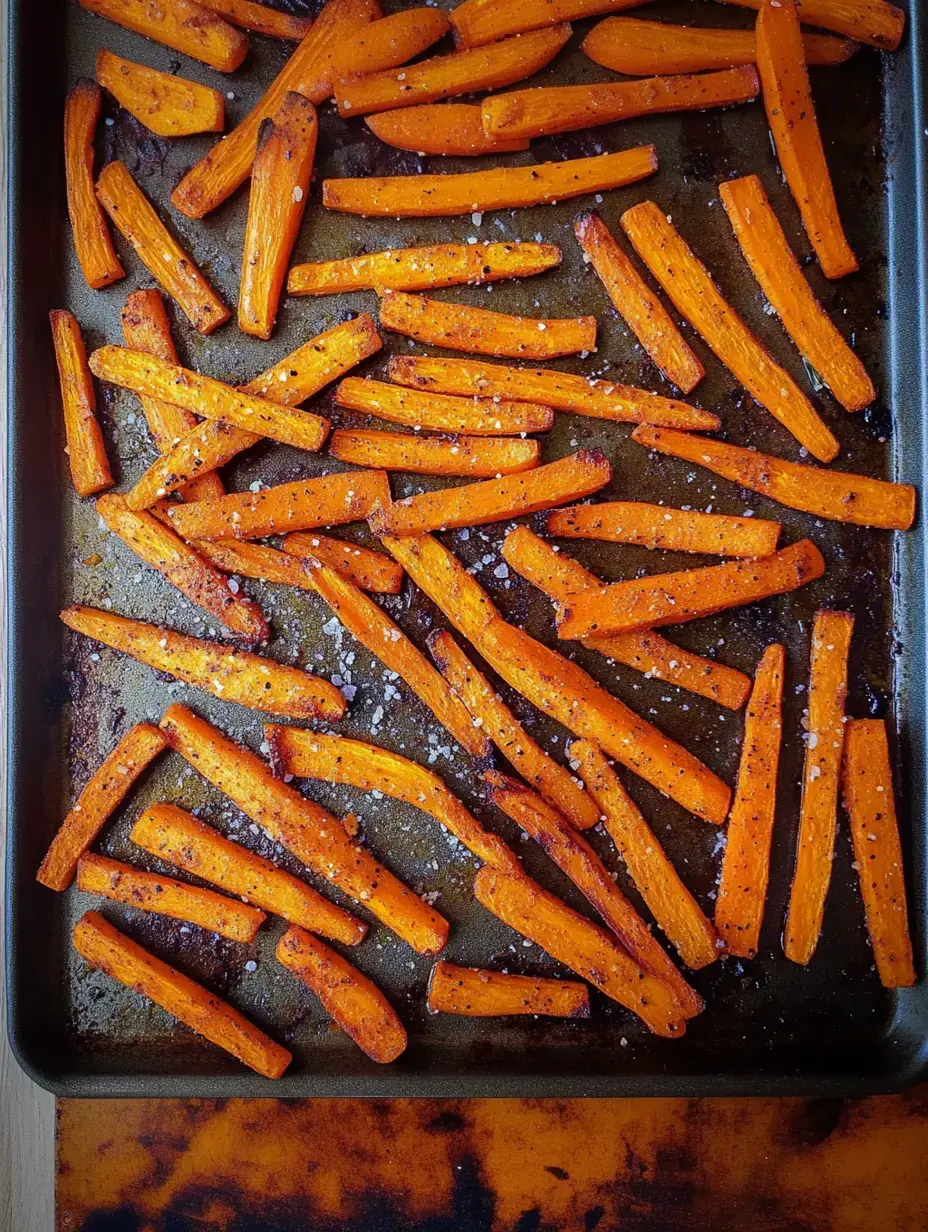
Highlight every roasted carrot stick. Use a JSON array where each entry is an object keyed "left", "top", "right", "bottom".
[
  {"left": 172, "top": 0, "right": 380, "bottom": 219},
  {"left": 451, "top": 0, "right": 647, "bottom": 48},
  {"left": 332, "top": 8, "right": 450, "bottom": 78},
  {"left": 277, "top": 926, "right": 408, "bottom": 1063},
  {"left": 96, "top": 163, "right": 229, "bottom": 335},
  {"left": 784, "top": 610, "right": 854, "bottom": 965},
  {"left": 36, "top": 724, "right": 168, "bottom": 892},
  {"left": 283, "top": 533, "right": 403, "bottom": 593},
  {"left": 574, "top": 212, "right": 703, "bottom": 394},
  {"left": 73, "top": 911, "right": 291, "bottom": 1078},
  {"left": 366, "top": 104, "right": 530, "bottom": 156},
  {"left": 388, "top": 355, "right": 720, "bottom": 431},
  {"left": 756, "top": 0, "right": 857, "bottom": 279},
  {"left": 49, "top": 310, "right": 113, "bottom": 498},
  {"left": 78, "top": 0, "right": 249, "bottom": 71},
  {"left": 621, "top": 202, "right": 839, "bottom": 462},
  {"left": 719, "top": 175, "right": 873, "bottom": 409},
  {"left": 197, "top": 535, "right": 402, "bottom": 596},
  {"left": 322, "top": 146, "right": 658, "bottom": 217},
  {"left": 329, "top": 430, "right": 540, "bottom": 477},
  {"left": 842, "top": 720, "right": 916, "bottom": 988},
  {"left": 631, "top": 425, "right": 917, "bottom": 531},
  {"left": 268, "top": 727, "right": 517, "bottom": 872},
  {"left": 335, "top": 24, "right": 571, "bottom": 116},
  {"left": 96, "top": 50, "right": 225, "bottom": 137},
  {"left": 428, "top": 630, "right": 600, "bottom": 831},
  {"left": 61, "top": 606, "right": 346, "bottom": 720},
  {"left": 161, "top": 704, "right": 449, "bottom": 954},
  {"left": 427, "top": 962, "right": 590, "bottom": 1017},
  {"left": 198, "top": 0, "right": 313, "bottom": 38},
  {"left": 546, "top": 500, "right": 781, "bottom": 557},
  {"left": 715, "top": 643, "right": 785, "bottom": 958},
  {"left": 63, "top": 80, "right": 124, "bottom": 290},
  {"left": 335, "top": 377, "right": 554, "bottom": 436},
  {"left": 715, "top": 0, "right": 904, "bottom": 51}
]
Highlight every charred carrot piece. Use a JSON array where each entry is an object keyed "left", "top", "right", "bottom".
[
  {"left": 546, "top": 499, "right": 780, "bottom": 557},
  {"left": 277, "top": 926, "right": 408, "bottom": 1063},
  {"left": 715, "top": 643, "right": 785, "bottom": 958},
  {"left": 197, "top": 535, "right": 402, "bottom": 596},
  {"left": 96, "top": 163, "right": 229, "bottom": 335},
  {"left": 332, "top": 8, "right": 451, "bottom": 78},
  {"left": 621, "top": 202, "right": 839, "bottom": 462},
  {"left": 172, "top": 0, "right": 380, "bottom": 219},
  {"left": 198, "top": 0, "right": 313, "bottom": 38},
  {"left": 64, "top": 80, "right": 124, "bottom": 290},
  {"left": 329, "top": 430, "right": 540, "bottom": 477},
  {"left": 784, "top": 610, "right": 854, "bottom": 965},
  {"left": 631, "top": 425, "right": 917, "bottom": 531},
  {"left": 78, "top": 0, "right": 249, "bottom": 71},
  {"left": 49, "top": 310, "right": 113, "bottom": 498},
  {"left": 842, "top": 720, "right": 915, "bottom": 988},
  {"left": 366, "top": 104, "right": 530, "bottom": 156},
  {"left": 720, "top": 175, "right": 873, "bottom": 409},
  {"left": 427, "top": 961, "right": 590, "bottom": 1018},
  {"left": 73, "top": 911, "right": 291, "bottom": 1077},
  {"left": 161, "top": 704, "right": 449, "bottom": 954},
  {"left": 36, "top": 724, "right": 168, "bottom": 891},
  {"left": 96, "top": 50, "right": 225, "bottom": 137},
  {"left": 451, "top": 0, "right": 647, "bottom": 48},
  {"left": 335, "top": 377, "right": 554, "bottom": 436},
  {"left": 61, "top": 606, "right": 346, "bottom": 720},
  {"left": 715, "top": 0, "right": 903, "bottom": 51}
]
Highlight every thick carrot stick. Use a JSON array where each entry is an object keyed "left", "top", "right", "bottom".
[
  {"left": 329, "top": 430, "right": 540, "bottom": 477},
  {"left": 451, "top": 0, "right": 649, "bottom": 49},
  {"left": 36, "top": 724, "right": 168, "bottom": 891},
  {"left": 756, "top": 0, "right": 857, "bottom": 279},
  {"left": 197, "top": 535, "right": 402, "bottom": 596},
  {"left": 546, "top": 500, "right": 780, "bottom": 557},
  {"left": 198, "top": 0, "right": 313, "bottom": 38},
  {"left": 96, "top": 50, "right": 225, "bottom": 137},
  {"left": 332, "top": 8, "right": 450, "bottom": 78},
  {"left": 784, "top": 610, "right": 854, "bottom": 964},
  {"left": 714, "top": 0, "right": 904, "bottom": 51},
  {"left": 574, "top": 212, "right": 703, "bottom": 394},
  {"left": 715, "top": 643, "right": 785, "bottom": 958},
  {"left": 366, "top": 104, "right": 530, "bottom": 156},
  {"left": 842, "top": 720, "right": 916, "bottom": 988},
  {"left": 335, "top": 377, "right": 554, "bottom": 435},
  {"left": 78, "top": 0, "right": 249, "bottom": 71},
  {"left": 283, "top": 533, "right": 403, "bottom": 593},
  {"left": 49, "top": 310, "right": 113, "bottom": 498},
  {"left": 621, "top": 201, "right": 839, "bottom": 462},
  {"left": 63, "top": 80, "right": 124, "bottom": 290},
  {"left": 73, "top": 911, "right": 291, "bottom": 1078},
  {"left": 631, "top": 425, "right": 916, "bottom": 531},
  {"left": 427, "top": 962, "right": 590, "bottom": 1017}
]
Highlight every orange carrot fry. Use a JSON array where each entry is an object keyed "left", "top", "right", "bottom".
[
  {"left": 96, "top": 50, "right": 225, "bottom": 137},
  {"left": 715, "top": 643, "right": 785, "bottom": 958},
  {"left": 63, "top": 80, "right": 124, "bottom": 290},
  {"left": 78, "top": 0, "right": 249, "bottom": 71},
  {"left": 198, "top": 0, "right": 313, "bottom": 38},
  {"left": 427, "top": 961, "right": 590, "bottom": 1017},
  {"left": 329, "top": 430, "right": 540, "bottom": 477},
  {"left": 172, "top": 0, "right": 380, "bottom": 219},
  {"left": 61, "top": 606, "right": 346, "bottom": 720},
  {"left": 714, "top": 0, "right": 904, "bottom": 51},
  {"left": 277, "top": 926, "right": 407, "bottom": 1063},
  {"left": 36, "top": 724, "right": 168, "bottom": 892},
  {"left": 95, "top": 163, "right": 229, "bottom": 335},
  {"left": 76, "top": 853, "right": 266, "bottom": 942},
  {"left": 269, "top": 727, "right": 517, "bottom": 872},
  {"left": 378, "top": 290, "right": 596, "bottom": 361},
  {"left": 450, "top": 0, "right": 649, "bottom": 49},
  {"left": 574, "top": 212, "right": 703, "bottom": 394},
  {"left": 474, "top": 868, "right": 688, "bottom": 1037},
  {"left": 283, "top": 533, "right": 403, "bottom": 593},
  {"left": 161, "top": 704, "right": 449, "bottom": 954},
  {"left": 332, "top": 8, "right": 451, "bottom": 78},
  {"left": 335, "top": 377, "right": 554, "bottom": 436},
  {"left": 842, "top": 720, "right": 916, "bottom": 988},
  {"left": 366, "top": 104, "right": 530, "bottom": 156},
  {"left": 546, "top": 500, "right": 780, "bottom": 557},
  {"left": 756, "top": 0, "right": 857, "bottom": 279},
  {"left": 73, "top": 911, "right": 291, "bottom": 1078},
  {"left": 197, "top": 534, "right": 402, "bottom": 596},
  {"left": 322, "top": 146, "right": 658, "bottom": 217},
  {"left": 621, "top": 201, "right": 839, "bottom": 462},
  {"left": 239, "top": 93, "right": 317, "bottom": 340},
  {"left": 571, "top": 742, "right": 719, "bottom": 969},
  {"left": 784, "top": 610, "right": 854, "bottom": 965},
  {"left": 49, "top": 309, "right": 113, "bottom": 498},
  {"left": 719, "top": 175, "right": 873, "bottom": 409},
  {"left": 631, "top": 425, "right": 917, "bottom": 531},
  {"left": 387, "top": 355, "right": 720, "bottom": 431}
]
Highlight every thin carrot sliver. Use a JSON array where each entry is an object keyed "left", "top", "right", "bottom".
[
  {"left": 329, "top": 429, "right": 540, "bottom": 477},
  {"left": 335, "top": 376, "right": 554, "bottom": 436},
  {"left": 427, "top": 961, "right": 590, "bottom": 1017},
  {"left": 451, "top": 0, "right": 647, "bottom": 49},
  {"left": 49, "top": 309, "right": 113, "bottom": 498},
  {"left": 713, "top": 0, "right": 903, "bottom": 51},
  {"left": 545, "top": 499, "right": 780, "bottom": 557},
  {"left": 64, "top": 80, "right": 124, "bottom": 290}
]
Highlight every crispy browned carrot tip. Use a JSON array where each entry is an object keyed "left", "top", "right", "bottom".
[
  {"left": 756, "top": 0, "right": 857, "bottom": 279},
  {"left": 451, "top": 0, "right": 647, "bottom": 48},
  {"left": 63, "top": 80, "right": 124, "bottom": 290},
  {"left": 380, "top": 532, "right": 732, "bottom": 824},
  {"left": 170, "top": 0, "right": 380, "bottom": 219},
  {"left": 96, "top": 50, "right": 225, "bottom": 137},
  {"left": 36, "top": 724, "right": 167, "bottom": 892},
  {"left": 73, "top": 911, "right": 291, "bottom": 1077},
  {"left": 574, "top": 212, "right": 703, "bottom": 394},
  {"left": 283, "top": 533, "right": 403, "bottom": 594},
  {"left": 366, "top": 103, "right": 530, "bottom": 156},
  {"left": 95, "top": 163, "right": 229, "bottom": 335},
  {"left": 161, "top": 705, "right": 449, "bottom": 954},
  {"left": 269, "top": 727, "right": 518, "bottom": 873},
  {"left": 78, "top": 0, "right": 249, "bottom": 70},
  {"left": 719, "top": 176, "right": 873, "bottom": 410},
  {"left": 49, "top": 310, "right": 114, "bottom": 498},
  {"left": 428, "top": 630, "right": 600, "bottom": 831},
  {"left": 61, "top": 606, "right": 345, "bottom": 720},
  {"left": 322, "top": 146, "right": 658, "bottom": 217},
  {"left": 427, "top": 961, "right": 590, "bottom": 1018},
  {"left": 329, "top": 430, "right": 540, "bottom": 478},
  {"left": 371, "top": 449, "right": 611, "bottom": 537},
  {"left": 332, "top": 8, "right": 451, "bottom": 79},
  {"left": 474, "top": 868, "right": 688, "bottom": 1037},
  {"left": 715, "top": 0, "right": 902, "bottom": 51},
  {"left": 631, "top": 425, "right": 916, "bottom": 531},
  {"left": 195, "top": 535, "right": 398, "bottom": 599},
  {"left": 387, "top": 355, "right": 719, "bottom": 431},
  {"left": 277, "top": 926, "right": 408, "bottom": 1063},
  {"left": 784, "top": 610, "right": 854, "bottom": 965},
  {"left": 239, "top": 93, "right": 317, "bottom": 340},
  {"left": 546, "top": 499, "right": 781, "bottom": 558},
  {"left": 198, "top": 0, "right": 313, "bottom": 39},
  {"left": 621, "top": 202, "right": 839, "bottom": 462},
  {"left": 715, "top": 643, "right": 785, "bottom": 958},
  {"left": 336, "top": 377, "right": 554, "bottom": 436}
]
